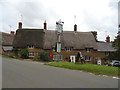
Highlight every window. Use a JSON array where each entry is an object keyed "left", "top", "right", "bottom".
[
  {"left": 53, "top": 54, "right": 57, "bottom": 60},
  {"left": 28, "top": 52, "right": 34, "bottom": 57},
  {"left": 28, "top": 45, "right": 34, "bottom": 49},
  {"left": 86, "top": 48, "right": 90, "bottom": 52},
  {"left": 105, "top": 52, "right": 110, "bottom": 56},
  {"left": 58, "top": 54, "right": 62, "bottom": 60},
  {"left": 85, "top": 55, "right": 91, "bottom": 61},
  {"left": 53, "top": 54, "right": 62, "bottom": 60},
  {"left": 65, "top": 47, "right": 71, "bottom": 51}
]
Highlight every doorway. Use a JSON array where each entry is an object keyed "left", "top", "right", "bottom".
[{"left": 70, "top": 55, "right": 76, "bottom": 63}]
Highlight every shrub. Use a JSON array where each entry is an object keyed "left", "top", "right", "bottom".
[
  {"left": 40, "top": 52, "right": 49, "bottom": 62},
  {"left": 19, "top": 49, "right": 28, "bottom": 59}
]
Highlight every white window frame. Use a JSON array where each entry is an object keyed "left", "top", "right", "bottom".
[
  {"left": 28, "top": 45, "right": 34, "bottom": 49},
  {"left": 53, "top": 54, "right": 57, "bottom": 60},
  {"left": 86, "top": 48, "right": 91, "bottom": 52},
  {"left": 85, "top": 55, "right": 91, "bottom": 61},
  {"left": 66, "top": 47, "right": 71, "bottom": 51},
  {"left": 58, "top": 54, "right": 62, "bottom": 60},
  {"left": 53, "top": 54, "right": 62, "bottom": 60},
  {"left": 28, "top": 52, "right": 34, "bottom": 57}
]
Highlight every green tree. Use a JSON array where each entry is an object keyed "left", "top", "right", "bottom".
[
  {"left": 91, "top": 31, "right": 98, "bottom": 42},
  {"left": 108, "top": 35, "right": 120, "bottom": 60},
  {"left": 19, "top": 49, "right": 28, "bottom": 59}
]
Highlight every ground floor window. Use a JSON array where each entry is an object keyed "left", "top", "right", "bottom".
[
  {"left": 105, "top": 52, "right": 110, "bottom": 56},
  {"left": 53, "top": 54, "right": 62, "bottom": 60},
  {"left": 85, "top": 55, "right": 91, "bottom": 61},
  {"left": 28, "top": 52, "right": 34, "bottom": 57}
]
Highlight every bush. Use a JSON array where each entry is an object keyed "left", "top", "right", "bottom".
[
  {"left": 40, "top": 52, "right": 49, "bottom": 62},
  {"left": 19, "top": 49, "right": 28, "bottom": 59}
]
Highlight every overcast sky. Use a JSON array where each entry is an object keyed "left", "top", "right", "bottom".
[{"left": 0, "top": 0, "right": 119, "bottom": 41}]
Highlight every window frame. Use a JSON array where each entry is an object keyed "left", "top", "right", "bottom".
[
  {"left": 105, "top": 52, "right": 110, "bottom": 56},
  {"left": 53, "top": 54, "right": 62, "bottom": 60},
  {"left": 85, "top": 55, "right": 91, "bottom": 61},
  {"left": 28, "top": 52, "right": 34, "bottom": 57},
  {"left": 27, "top": 45, "right": 34, "bottom": 49},
  {"left": 86, "top": 48, "right": 91, "bottom": 52}
]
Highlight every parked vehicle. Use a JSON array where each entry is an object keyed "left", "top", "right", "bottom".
[{"left": 108, "top": 60, "right": 120, "bottom": 67}]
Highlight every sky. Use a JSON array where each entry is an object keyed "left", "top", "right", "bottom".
[{"left": 0, "top": 0, "right": 119, "bottom": 41}]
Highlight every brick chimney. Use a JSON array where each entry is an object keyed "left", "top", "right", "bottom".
[
  {"left": 106, "top": 35, "right": 110, "bottom": 43},
  {"left": 43, "top": 20, "right": 47, "bottom": 32},
  {"left": 10, "top": 31, "right": 15, "bottom": 35},
  {"left": 18, "top": 22, "right": 22, "bottom": 29},
  {"left": 74, "top": 24, "right": 77, "bottom": 32}
]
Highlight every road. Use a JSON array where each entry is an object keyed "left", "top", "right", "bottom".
[{"left": 2, "top": 57, "right": 119, "bottom": 88}]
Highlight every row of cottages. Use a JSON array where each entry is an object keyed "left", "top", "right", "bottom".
[{"left": 13, "top": 21, "right": 116, "bottom": 64}]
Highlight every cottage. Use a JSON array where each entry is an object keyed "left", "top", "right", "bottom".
[
  {"left": 2, "top": 31, "right": 14, "bottom": 52},
  {"left": 13, "top": 21, "right": 116, "bottom": 64}
]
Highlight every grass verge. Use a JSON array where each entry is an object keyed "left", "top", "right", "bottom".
[{"left": 45, "top": 62, "right": 119, "bottom": 76}]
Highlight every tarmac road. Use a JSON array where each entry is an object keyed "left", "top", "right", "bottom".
[{"left": 2, "top": 57, "right": 119, "bottom": 88}]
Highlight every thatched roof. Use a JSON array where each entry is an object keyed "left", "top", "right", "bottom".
[
  {"left": 13, "top": 29, "right": 97, "bottom": 49},
  {"left": 2, "top": 32, "right": 14, "bottom": 46},
  {"left": 44, "top": 31, "right": 97, "bottom": 49},
  {"left": 44, "top": 30, "right": 57, "bottom": 49},
  {"left": 97, "top": 42, "right": 116, "bottom": 52},
  {"left": 13, "top": 29, "right": 44, "bottom": 48}
]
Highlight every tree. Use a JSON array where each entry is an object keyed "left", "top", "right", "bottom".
[
  {"left": 108, "top": 35, "right": 120, "bottom": 60},
  {"left": 19, "top": 49, "right": 28, "bottom": 59},
  {"left": 91, "top": 31, "right": 98, "bottom": 42}
]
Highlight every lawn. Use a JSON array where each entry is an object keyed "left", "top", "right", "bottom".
[{"left": 45, "top": 62, "right": 119, "bottom": 76}]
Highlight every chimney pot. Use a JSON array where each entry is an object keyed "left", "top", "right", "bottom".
[
  {"left": 18, "top": 22, "right": 22, "bottom": 29},
  {"left": 74, "top": 24, "right": 77, "bottom": 32},
  {"left": 106, "top": 35, "right": 110, "bottom": 43},
  {"left": 10, "top": 31, "right": 15, "bottom": 35},
  {"left": 43, "top": 21, "right": 47, "bottom": 32}
]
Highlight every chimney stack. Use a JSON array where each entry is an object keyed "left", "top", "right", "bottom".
[
  {"left": 43, "top": 20, "right": 47, "bottom": 32},
  {"left": 10, "top": 31, "right": 15, "bottom": 35},
  {"left": 118, "top": 24, "right": 120, "bottom": 36},
  {"left": 18, "top": 22, "right": 22, "bottom": 29},
  {"left": 74, "top": 24, "right": 77, "bottom": 32},
  {"left": 106, "top": 35, "right": 110, "bottom": 43}
]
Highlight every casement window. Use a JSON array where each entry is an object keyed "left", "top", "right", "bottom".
[
  {"left": 28, "top": 52, "right": 34, "bottom": 57},
  {"left": 53, "top": 54, "right": 62, "bottom": 60},
  {"left": 85, "top": 55, "right": 91, "bottom": 61},
  {"left": 65, "top": 47, "right": 71, "bottom": 51},
  {"left": 58, "top": 54, "right": 62, "bottom": 60},
  {"left": 86, "top": 48, "right": 91, "bottom": 52},
  {"left": 53, "top": 54, "right": 57, "bottom": 60},
  {"left": 105, "top": 52, "right": 110, "bottom": 56}
]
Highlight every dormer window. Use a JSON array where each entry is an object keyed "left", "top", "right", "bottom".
[
  {"left": 65, "top": 47, "right": 72, "bottom": 51},
  {"left": 86, "top": 48, "right": 90, "bottom": 52},
  {"left": 27, "top": 45, "right": 34, "bottom": 49}
]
